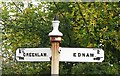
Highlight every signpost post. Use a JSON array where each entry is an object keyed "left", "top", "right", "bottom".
[{"left": 48, "top": 15, "right": 63, "bottom": 75}]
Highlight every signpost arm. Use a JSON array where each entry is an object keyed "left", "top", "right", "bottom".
[{"left": 49, "top": 15, "right": 63, "bottom": 75}]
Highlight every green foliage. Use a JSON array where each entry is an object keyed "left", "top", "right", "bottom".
[
  {"left": 1, "top": 2, "right": 120, "bottom": 75},
  {"left": 71, "top": 62, "right": 119, "bottom": 75},
  {"left": 1, "top": 2, "right": 51, "bottom": 74}
]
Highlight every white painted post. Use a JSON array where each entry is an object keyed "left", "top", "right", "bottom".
[{"left": 48, "top": 15, "right": 63, "bottom": 75}]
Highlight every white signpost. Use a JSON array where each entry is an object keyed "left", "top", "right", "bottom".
[
  {"left": 15, "top": 15, "right": 104, "bottom": 75},
  {"left": 60, "top": 48, "right": 104, "bottom": 62},
  {"left": 16, "top": 48, "right": 51, "bottom": 62},
  {"left": 16, "top": 47, "right": 104, "bottom": 62}
]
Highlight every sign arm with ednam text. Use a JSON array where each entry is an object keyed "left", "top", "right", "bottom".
[{"left": 59, "top": 48, "right": 104, "bottom": 62}]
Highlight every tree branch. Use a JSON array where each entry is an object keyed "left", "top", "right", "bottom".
[
  {"left": 53, "top": 2, "right": 72, "bottom": 46},
  {"left": 76, "top": 2, "right": 87, "bottom": 26},
  {"left": 12, "top": 2, "right": 22, "bottom": 13},
  {"left": 75, "top": 2, "right": 90, "bottom": 34}
]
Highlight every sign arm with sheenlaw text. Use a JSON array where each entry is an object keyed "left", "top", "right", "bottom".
[{"left": 16, "top": 48, "right": 51, "bottom": 62}]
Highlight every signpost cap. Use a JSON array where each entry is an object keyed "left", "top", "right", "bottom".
[
  {"left": 48, "top": 15, "right": 63, "bottom": 37},
  {"left": 54, "top": 14, "right": 58, "bottom": 21}
]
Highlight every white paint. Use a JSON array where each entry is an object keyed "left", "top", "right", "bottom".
[
  {"left": 16, "top": 48, "right": 104, "bottom": 62},
  {"left": 59, "top": 48, "right": 104, "bottom": 62},
  {"left": 49, "top": 20, "right": 63, "bottom": 36},
  {"left": 54, "top": 37, "right": 62, "bottom": 41},
  {"left": 16, "top": 48, "right": 51, "bottom": 62}
]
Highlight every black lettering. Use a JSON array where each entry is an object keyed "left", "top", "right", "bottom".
[
  {"left": 32, "top": 53, "right": 34, "bottom": 57},
  {"left": 23, "top": 53, "right": 25, "bottom": 57},
  {"left": 86, "top": 53, "right": 89, "bottom": 57},
  {"left": 90, "top": 53, "right": 94, "bottom": 57},
  {"left": 19, "top": 49, "right": 21, "bottom": 53},
  {"left": 26, "top": 53, "right": 28, "bottom": 56},
  {"left": 44, "top": 53, "right": 47, "bottom": 56},
  {"left": 35, "top": 53, "right": 37, "bottom": 56},
  {"left": 97, "top": 50, "right": 100, "bottom": 54},
  {"left": 19, "top": 57, "right": 24, "bottom": 60},
  {"left": 78, "top": 53, "right": 81, "bottom": 57},
  {"left": 73, "top": 53, "right": 76, "bottom": 57},
  {"left": 82, "top": 53, "right": 85, "bottom": 57},
  {"left": 41, "top": 53, "right": 43, "bottom": 56},
  {"left": 29, "top": 53, "right": 31, "bottom": 57}
]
